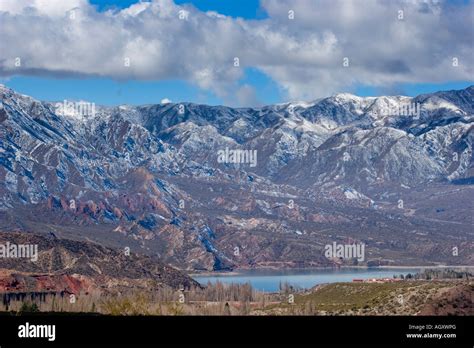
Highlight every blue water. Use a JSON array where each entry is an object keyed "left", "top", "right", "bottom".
[{"left": 193, "top": 268, "right": 421, "bottom": 292}]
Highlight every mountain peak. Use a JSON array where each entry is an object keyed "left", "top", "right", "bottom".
[{"left": 332, "top": 92, "right": 361, "bottom": 100}]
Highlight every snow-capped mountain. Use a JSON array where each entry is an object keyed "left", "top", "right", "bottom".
[{"left": 0, "top": 85, "right": 473, "bottom": 270}]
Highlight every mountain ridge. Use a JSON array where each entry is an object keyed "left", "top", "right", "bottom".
[{"left": 1, "top": 85, "right": 473, "bottom": 271}]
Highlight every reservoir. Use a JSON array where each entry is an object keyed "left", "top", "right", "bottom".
[{"left": 193, "top": 267, "right": 423, "bottom": 292}]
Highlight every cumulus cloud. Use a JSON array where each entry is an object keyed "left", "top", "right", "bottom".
[{"left": 0, "top": 0, "right": 472, "bottom": 104}]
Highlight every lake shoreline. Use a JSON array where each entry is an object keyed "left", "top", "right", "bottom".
[{"left": 188, "top": 265, "right": 474, "bottom": 277}]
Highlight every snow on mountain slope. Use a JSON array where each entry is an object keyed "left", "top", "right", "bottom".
[
  {"left": 0, "top": 84, "right": 472, "bottom": 270},
  {"left": 1, "top": 83, "right": 473, "bottom": 202}
]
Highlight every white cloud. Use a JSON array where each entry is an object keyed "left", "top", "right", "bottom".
[
  {"left": 0, "top": 0, "right": 88, "bottom": 16},
  {"left": 161, "top": 98, "right": 172, "bottom": 104},
  {"left": 0, "top": 0, "right": 472, "bottom": 104}
]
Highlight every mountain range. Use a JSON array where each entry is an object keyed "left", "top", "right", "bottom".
[{"left": 0, "top": 84, "right": 473, "bottom": 271}]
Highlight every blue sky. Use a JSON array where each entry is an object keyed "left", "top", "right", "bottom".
[
  {"left": 0, "top": 0, "right": 472, "bottom": 106},
  {"left": 91, "top": 0, "right": 268, "bottom": 19},
  {"left": 2, "top": 67, "right": 282, "bottom": 106}
]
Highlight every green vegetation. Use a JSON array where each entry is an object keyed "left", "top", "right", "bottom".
[{"left": 261, "top": 280, "right": 471, "bottom": 315}]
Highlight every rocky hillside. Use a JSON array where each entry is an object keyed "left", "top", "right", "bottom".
[
  {"left": 0, "top": 85, "right": 473, "bottom": 270},
  {"left": 0, "top": 232, "right": 199, "bottom": 293}
]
